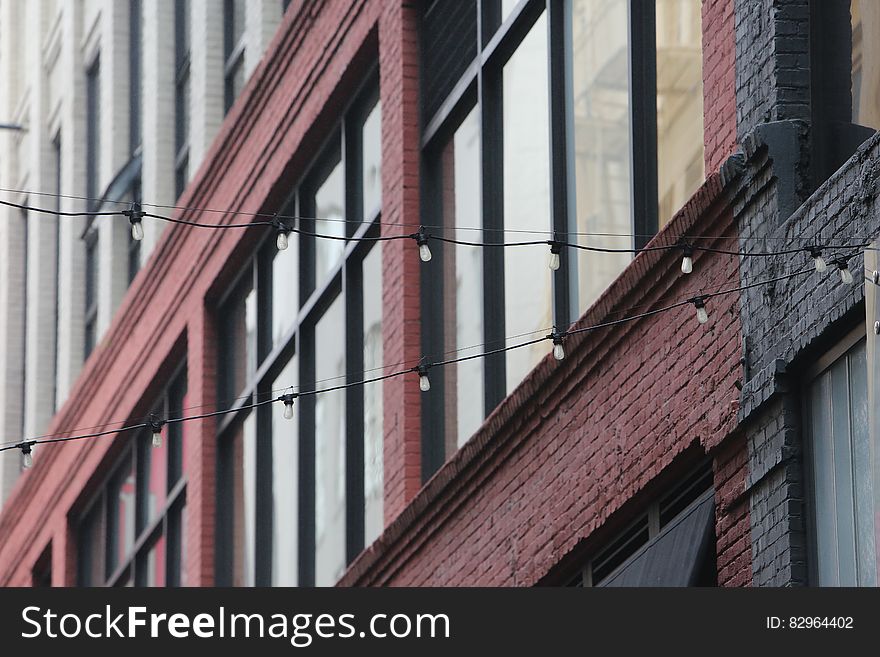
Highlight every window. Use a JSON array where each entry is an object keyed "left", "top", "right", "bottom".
[
  {"left": 419, "top": 0, "right": 705, "bottom": 476},
  {"left": 216, "top": 82, "right": 382, "bottom": 587},
  {"left": 127, "top": 180, "right": 142, "bottom": 283},
  {"left": 32, "top": 546, "right": 52, "bottom": 587},
  {"left": 224, "top": 0, "right": 246, "bottom": 113},
  {"left": 130, "top": 0, "right": 142, "bottom": 154},
  {"left": 175, "top": 0, "right": 191, "bottom": 199},
  {"left": 77, "top": 368, "right": 188, "bottom": 586},
  {"left": 83, "top": 222, "right": 99, "bottom": 358},
  {"left": 851, "top": 0, "right": 880, "bottom": 130},
  {"left": 565, "top": 464, "right": 716, "bottom": 586},
  {"left": 86, "top": 57, "right": 101, "bottom": 207},
  {"left": 805, "top": 333, "right": 876, "bottom": 586}
]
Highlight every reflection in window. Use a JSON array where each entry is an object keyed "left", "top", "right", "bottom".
[
  {"left": 440, "top": 107, "right": 484, "bottom": 449},
  {"left": 314, "top": 161, "right": 346, "bottom": 285},
  {"left": 271, "top": 358, "right": 298, "bottom": 585},
  {"left": 503, "top": 12, "right": 553, "bottom": 394},
  {"left": 362, "top": 101, "right": 383, "bottom": 217},
  {"left": 220, "top": 278, "right": 256, "bottom": 407},
  {"left": 144, "top": 533, "right": 166, "bottom": 587},
  {"left": 569, "top": 0, "right": 632, "bottom": 313},
  {"left": 655, "top": 0, "right": 704, "bottom": 226},
  {"left": 363, "top": 246, "right": 384, "bottom": 544},
  {"left": 230, "top": 412, "right": 257, "bottom": 587},
  {"left": 807, "top": 338, "right": 875, "bottom": 586},
  {"left": 140, "top": 430, "right": 167, "bottom": 530},
  {"left": 315, "top": 296, "right": 346, "bottom": 585},
  {"left": 109, "top": 458, "right": 136, "bottom": 576},
  {"left": 852, "top": 0, "right": 880, "bottom": 130},
  {"left": 272, "top": 239, "right": 299, "bottom": 347}
]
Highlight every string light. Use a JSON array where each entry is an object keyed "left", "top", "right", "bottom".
[
  {"left": 549, "top": 328, "right": 567, "bottom": 361},
  {"left": 124, "top": 202, "right": 145, "bottom": 242},
  {"left": 548, "top": 241, "right": 562, "bottom": 272},
  {"left": 281, "top": 392, "right": 296, "bottom": 420},
  {"left": 836, "top": 259, "right": 854, "bottom": 285},
  {"left": 690, "top": 297, "right": 708, "bottom": 324},
  {"left": 681, "top": 245, "right": 694, "bottom": 274},
  {"left": 148, "top": 415, "right": 165, "bottom": 448},
  {"left": 274, "top": 216, "right": 292, "bottom": 251},
  {"left": 414, "top": 227, "right": 432, "bottom": 263},
  {"left": 416, "top": 363, "right": 431, "bottom": 392},
  {"left": 19, "top": 441, "right": 34, "bottom": 468},
  {"left": 808, "top": 246, "right": 827, "bottom": 273}
]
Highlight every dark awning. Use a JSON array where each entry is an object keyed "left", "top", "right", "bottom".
[{"left": 601, "top": 491, "right": 715, "bottom": 587}]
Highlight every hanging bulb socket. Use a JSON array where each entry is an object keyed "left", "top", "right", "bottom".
[
  {"left": 124, "top": 202, "right": 145, "bottom": 242},
  {"left": 414, "top": 227, "right": 432, "bottom": 262},
  {"left": 549, "top": 329, "right": 567, "bottom": 361},
  {"left": 148, "top": 416, "right": 165, "bottom": 449},
  {"left": 548, "top": 241, "right": 562, "bottom": 272},
  {"left": 273, "top": 216, "right": 292, "bottom": 251},
  {"left": 416, "top": 363, "right": 431, "bottom": 392},
  {"left": 680, "top": 244, "right": 694, "bottom": 275},
  {"left": 281, "top": 392, "right": 297, "bottom": 420},
  {"left": 19, "top": 441, "right": 34, "bottom": 469},
  {"left": 808, "top": 246, "right": 827, "bottom": 273},
  {"left": 691, "top": 297, "right": 708, "bottom": 325},
  {"left": 838, "top": 260, "right": 854, "bottom": 285}
]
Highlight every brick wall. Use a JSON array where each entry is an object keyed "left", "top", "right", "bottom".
[
  {"left": 702, "top": 0, "right": 737, "bottom": 173},
  {"left": 341, "top": 174, "right": 750, "bottom": 586}
]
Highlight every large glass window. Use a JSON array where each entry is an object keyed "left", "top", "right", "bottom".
[
  {"left": 805, "top": 335, "right": 875, "bottom": 586},
  {"left": 224, "top": 0, "right": 247, "bottom": 113},
  {"left": 420, "top": 0, "right": 706, "bottom": 475},
  {"left": 851, "top": 0, "right": 880, "bottom": 130},
  {"left": 76, "top": 367, "right": 188, "bottom": 586},
  {"left": 175, "top": 0, "right": 191, "bottom": 198},
  {"left": 217, "top": 83, "right": 383, "bottom": 587}
]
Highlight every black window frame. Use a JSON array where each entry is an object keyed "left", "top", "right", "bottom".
[
  {"left": 419, "top": 0, "right": 698, "bottom": 478},
  {"left": 76, "top": 365, "right": 189, "bottom": 587},
  {"left": 215, "top": 74, "right": 382, "bottom": 587},
  {"left": 129, "top": 0, "right": 143, "bottom": 154}
]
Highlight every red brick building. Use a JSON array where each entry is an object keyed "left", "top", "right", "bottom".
[{"left": 1, "top": 0, "right": 879, "bottom": 588}]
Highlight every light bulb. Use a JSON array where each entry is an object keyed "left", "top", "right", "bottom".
[
  {"left": 419, "top": 242, "right": 432, "bottom": 263},
  {"left": 151, "top": 430, "right": 162, "bottom": 448},
  {"left": 283, "top": 399, "right": 295, "bottom": 420},
  {"left": 696, "top": 305, "right": 708, "bottom": 324},
  {"left": 548, "top": 251, "right": 561, "bottom": 271},
  {"left": 681, "top": 255, "right": 693, "bottom": 274},
  {"left": 872, "top": 270, "right": 880, "bottom": 285},
  {"left": 23, "top": 450, "right": 33, "bottom": 469},
  {"left": 276, "top": 230, "right": 289, "bottom": 251},
  {"left": 419, "top": 373, "right": 431, "bottom": 392},
  {"left": 840, "top": 266, "right": 854, "bottom": 285},
  {"left": 813, "top": 255, "right": 827, "bottom": 273},
  {"left": 553, "top": 342, "right": 565, "bottom": 361},
  {"left": 131, "top": 220, "right": 144, "bottom": 241}
]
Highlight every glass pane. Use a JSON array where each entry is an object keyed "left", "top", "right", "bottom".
[
  {"left": 111, "top": 459, "right": 136, "bottom": 574},
  {"left": 363, "top": 245, "right": 384, "bottom": 544},
  {"left": 315, "top": 295, "right": 346, "bottom": 585},
  {"left": 810, "top": 370, "right": 839, "bottom": 585},
  {"left": 168, "top": 373, "right": 188, "bottom": 488},
  {"left": 569, "top": 0, "right": 632, "bottom": 313},
  {"left": 144, "top": 533, "right": 166, "bottom": 587},
  {"left": 362, "top": 100, "right": 382, "bottom": 217},
  {"left": 272, "top": 237, "right": 299, "bottom": 347},
  {"left": 78, "top": 503, "right": 105, "bottom": 586},
  {"left": 852, "top": 0, "right": 880, "bottom": 129},
  {"left": 830, "top": 355, "right": 858, "bottom": 584},
  {"left": 271, "top": 358, "right": 298, "bottom": 585},
  {"left": 655, "top": 0, "right": 705, "bottom": 226},
  {"left": 441, "top": 106, "right": 484, "bottom": 450},
  {"left": 142, "top": 430, "right": 167, "bottom": 529},
  {"left": 179, "top": 503, "right": 188, "bottom": 586},
  {"left": 230, "top": 413, "right": 257, "bottom": 586},
  {"left": 848, "top": 341, "right": 876, "bottom": 585},
  {"left": 314, "top": 159, "right": 346, "bottom": 285},
  {"left": 502, "top": 12, "right": 553, "bottom": 394},
  {"left": 220, "top": 276, "right": 256, "bottom": 407},
  {"left": 502, "top": 0, "right": 519, "bottom": 22}
]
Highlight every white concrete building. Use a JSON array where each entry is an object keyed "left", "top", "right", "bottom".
[{"left": 0, "top": 0, "right": 284, "bottom": 502}]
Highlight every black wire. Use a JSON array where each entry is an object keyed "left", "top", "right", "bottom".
[
  {"left": 0, "top": 198, "right": 119, "bottom": 217},
  {"left": 2, "top": 264, "right": 832, "bottom": 456}
]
